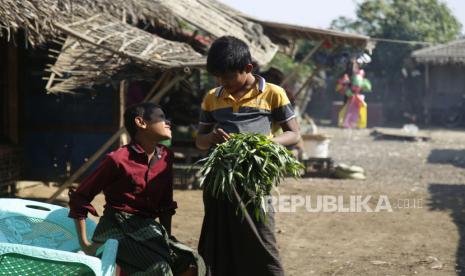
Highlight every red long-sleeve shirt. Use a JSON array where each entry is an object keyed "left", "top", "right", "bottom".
[{"left": 68, "top": 143, "right": 177, "bottom": 219}]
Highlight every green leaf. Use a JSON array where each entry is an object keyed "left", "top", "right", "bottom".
[{"left": 198, "top": 133, "right": 302, "bottom": 223}]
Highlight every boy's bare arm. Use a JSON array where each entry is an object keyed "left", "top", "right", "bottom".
[
  {"left": 74, "top": 219, "right": 102, "bottom": 255},
  {"left": 271, "top": 118, "right": 300, "bottom": 146},
  {"left": 195, "top": 124, "right": 230, "bottom": 150}
]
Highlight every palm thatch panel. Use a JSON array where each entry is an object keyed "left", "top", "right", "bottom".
[
  {"left": 55, "top": 13, "right": 205, "bottom": 68},
  {"left": 45, "top": 13, "right": 205, "bottom": 93},
  {"left": 45, "top": 37, "right": 127, "bottom": 94}
]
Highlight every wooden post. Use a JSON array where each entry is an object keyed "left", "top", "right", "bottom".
[
  {"left": 424, "top": 64, "right": 430, "bottom": 126},
  {"left": 7, "top": 43, "right": 19, "bottom": 144},
  {"left": 47, "top": 73, "right": 187, "bottom": 202},
  {"left": 119, "top": 80, "right": 128, "bottom": 146}
]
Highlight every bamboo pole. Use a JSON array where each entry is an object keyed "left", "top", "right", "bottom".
[
  {"left": 294, "top": 71, "right": 317, "bottom": 116},
  {"left": 47, "top": 73, "right": 186, "bottom": 202},
  {"left": 294, "top": 67, "right": 319, "bottom": 99},
  {"left": 151, "top": 75, "right": 185, "bottom": 104},
  {"left": 143, "top": 71, "right": 171, "bottom": 102},
  {"left": 47, "top": 127, "right": 126, "bottom": 202},
  {"left": 280, "top": 41, "right": 323, "bottom": 87}
]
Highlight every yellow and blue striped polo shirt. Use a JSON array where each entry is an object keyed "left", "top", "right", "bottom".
[{"left": 199, "top": 75, "right": 295, "bottom": 136}]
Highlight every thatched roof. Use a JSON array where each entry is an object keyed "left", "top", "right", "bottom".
[
  {"left": 412, "top": 39, "right": 465, "bottom": 65},
  {"left": 0, "top": 0, "right": 277, "bottom": 65},
  {"left": 0, "top": 0, "right": 182, "bottom": 46},
  {"left": 0, "top": 0, "right": 60, "bottom": 46},
  {"left": 1, "top": 0, "right": 280, "bottom": 93}
]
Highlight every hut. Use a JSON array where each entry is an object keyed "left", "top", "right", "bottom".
[
  {"left": 412, "top": 39, "right": 465, "bottom": 126},
  {"left": 0, "top": 0, "right": 278, "bottom": 196}
]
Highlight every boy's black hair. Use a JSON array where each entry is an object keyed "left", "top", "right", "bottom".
[
  {"left": 207, "top": 36, "right": 252, "bottom": 75},
  {"left": 124, "top": 102, "right": 163, "bottom": 138}
]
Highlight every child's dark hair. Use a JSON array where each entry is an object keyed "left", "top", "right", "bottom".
[
  {"left": 207, "top": 36, "right": 252, "bottom": 75},
  {"left": 124, "top": 102, "right": 162, "bottom": 138}
]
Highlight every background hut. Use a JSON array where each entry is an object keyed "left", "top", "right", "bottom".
[{"left": 412, "top": 39, "right": 465, "bottom": 126}]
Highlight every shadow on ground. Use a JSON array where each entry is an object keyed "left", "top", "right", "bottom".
[
  {"left": 429, "top": 184, "right": 465, "bottom": 275},
  {"left": 428, "top": 149, "right": 465, "bottom": 169}
]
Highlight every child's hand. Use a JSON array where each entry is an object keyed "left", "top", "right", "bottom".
[
  {"left": 209, "top": 128, "right": 230, "bottom": 145},
  {"left": 80, "top": 241, "right": 103, "bottom": 256}
]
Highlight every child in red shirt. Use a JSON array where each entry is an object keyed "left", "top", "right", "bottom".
[{"left": 69, "top": 102, "right": 204, "bottom": 275}]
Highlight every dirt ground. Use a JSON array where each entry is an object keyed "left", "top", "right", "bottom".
[{"left": 17, "top": 126, "right": 465, "bottom": 276}]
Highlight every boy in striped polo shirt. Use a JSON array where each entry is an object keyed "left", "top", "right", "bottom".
[{"left": 196, "top": 36, "right": 300, "bottom": 276}]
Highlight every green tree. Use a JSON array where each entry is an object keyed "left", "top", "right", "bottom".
[{"left": 330, "top": 0, "right": 462, "bottom": 76}]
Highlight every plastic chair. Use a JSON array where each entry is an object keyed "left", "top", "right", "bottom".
[{"left": 0, "top": 198, "right": 118, "bottom": 276}]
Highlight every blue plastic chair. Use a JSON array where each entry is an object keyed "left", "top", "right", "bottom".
[{"left": 0, "top": 198, "right": 118, "bottom": 276}]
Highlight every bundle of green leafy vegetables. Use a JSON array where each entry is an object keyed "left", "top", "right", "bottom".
[{"left": 198, "top": 133, "right": 303, "bottom": 222}]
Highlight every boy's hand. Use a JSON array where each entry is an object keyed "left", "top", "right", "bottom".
[
  {"left": 209, "top": 128, "right": 230, "bottom": 145},
  {"left": 80, "top": 241, "right": 103, "bottom": 256}
]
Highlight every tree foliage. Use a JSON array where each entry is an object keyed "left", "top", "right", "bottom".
[{"left": 331, "top": 0, "right": 462, "bottom": 76}]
